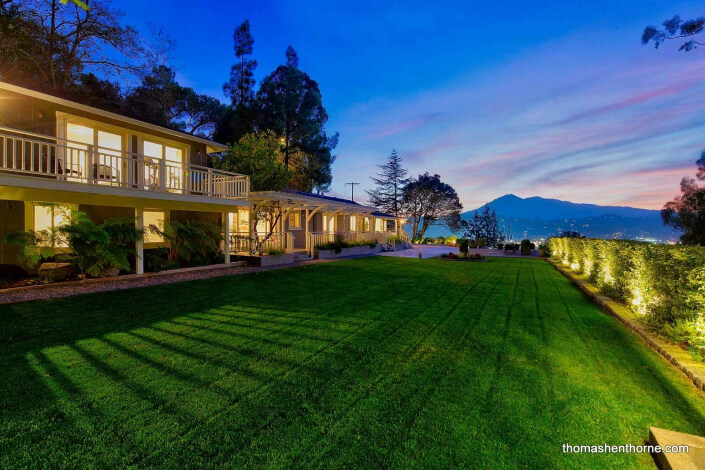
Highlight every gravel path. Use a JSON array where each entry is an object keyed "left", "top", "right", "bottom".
[{"left": 0, "top": 257, "right": 346, "bottom": 306}]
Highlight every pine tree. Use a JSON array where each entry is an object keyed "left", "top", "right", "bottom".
[
  {"left": 367, "top": 150, "right": 410, "bottom": 216},
  {"left": 223, "top": 20, "right": 257, "bottom": 106}
]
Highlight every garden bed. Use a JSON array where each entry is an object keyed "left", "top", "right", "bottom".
[{"left": 315, "top": 244, "right": 382, "bottom": 259}]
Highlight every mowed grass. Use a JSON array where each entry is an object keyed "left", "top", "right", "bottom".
[{"left": 1, "top": 257, "right": 705, "bottom": 468}]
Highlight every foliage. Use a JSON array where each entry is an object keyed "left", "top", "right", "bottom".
[
  {"left": 401, "top": 173, "right": 463, "bottom": 239},
  {"left": 0, "top": 0, "right": 151, "bottom": 91},
  {"left": 256, "top": 47, "right": 337, "bottom": 192},
  {"left": 314, "top": 234, "right": 377, "bottom": 253},
  {"left": 642, "top": 14, "right": 705, "bottom": 52},
  {"left": 216, "top": 130, "right": 291, "bottom": 191},
  {"left": 57, "top": 212, "right": 143, "bottom": 277},
  {"left": 125, "top": 66, "right": 225, "bottom": 138},
  {"left": 462, "top": 204, "right": 503, "bottom": 246},
  {"left": 250, "top": 201, "right": 282, "bottom": 255},
  {"left": 223, "top": 20, "right": 257, "bottom": 107},
  {"left": 267, "top": 248, "right": 286, "bottom": 256},
  {"left": 148, "top": 218, "right": 223, "bottom": 267},
  {"left": 661, "top": 154, "right": 705, "bottom": 245},
  {"left": 4, "top": 230, "right": 56, "bottom": 271},
  {"left": 366, "top": 150, "right": 410, "bottom": 217},
  {"left": 457, "top": 238, "right": 469, "bottom": 255},
  {"left": 547, "top": 237, "right": 705, "bottom": 354}
]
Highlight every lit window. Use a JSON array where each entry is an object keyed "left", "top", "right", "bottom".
[
  {"left": 143, "top": 141, "right": 163, "bottom": 159},
  {"left": 237, "top": 209, "right": 249, "bottom": 233},
  {"left": 144, "top": 211, "right": 165, "bottom": 243},
  {"left": 289, "top": 211, "right": 301, "bottom": 229},
  {"left": 34, "top": 204, "right": 69, "bottom": 247},
  {"left": 350, "top": 215, "right": 357, "bottom": 231}
]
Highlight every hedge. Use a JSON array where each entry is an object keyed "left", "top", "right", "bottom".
[{"left": 547, "top": 237, "right": 705, "bottom": 355}]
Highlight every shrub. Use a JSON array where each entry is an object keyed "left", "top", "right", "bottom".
[
  {"left": 149, "top": 218, "right": 223, "bottom": 267},
  {"left": 457, "top": 238, "right": 469, "bottom": 255},
  {"left": 547, "top": 237, "right": 705, "bottom": 353},
  {"left": 445, "top": 235, "right": 458, "bottom": 246},
  {"left": 267, "top": 248, "right": 286, "bottom": 256}
]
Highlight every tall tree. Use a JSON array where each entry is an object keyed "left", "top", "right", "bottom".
[
  {"left": 0, "top": 0, "right": 149, "bottom": 91},
  {"left": 256, "top": 46, "right": 337, "bottom": 192},
  {"left": 661, "top": 154, "right": 705, "bottom": 245},
  {"left": 223, "top": 19, "right": 257, "bottom": 106},
  {"left": 642, "top": 15, "right": 705, "bottom": 52},
  {"left": 462, "top": 203, "right": 503, "bottom": 244},
  {"left": 125, "top": 66, "right": 224, "bottom": 137},
  {"left": 401, "top": 173, "right": 463, "bottom": 239},
  {"left": 366, "top": 150, "right": 410, "bottom": 216},
  {"left": 216, "top": 130, "right": 291, "bottom": 191}
]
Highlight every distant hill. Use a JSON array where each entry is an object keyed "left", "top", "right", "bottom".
[{"left": 420, "top": 194, "right": 679, "bottom": 242}]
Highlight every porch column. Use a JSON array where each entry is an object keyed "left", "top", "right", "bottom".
[
  {"left": 223, "top": 212, "right": 231, "bottom": 265},
  {"left": 135, "top": 207, "right": 144, "bottom": 275},
  {"left": 304, "top": 209, "right": 310, "bottom": 253}
]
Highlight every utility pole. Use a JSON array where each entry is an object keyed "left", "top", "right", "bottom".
[{"left": 345, "top": 182, "right": 360, "bottom": 202}]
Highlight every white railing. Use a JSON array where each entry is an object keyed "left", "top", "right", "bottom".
[
  {"left": 308, "top": 231, "right": 390, "bottom": 256},
  {"left": 0, "top": 127, "right": 249, "bottom": 199},
  {"left": 230, "top": 231, "right": 293, "bottom": 255}
]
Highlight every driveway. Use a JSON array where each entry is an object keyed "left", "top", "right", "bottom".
[{"left": 380, "top": 244, "right": 458, "bottom": 259}]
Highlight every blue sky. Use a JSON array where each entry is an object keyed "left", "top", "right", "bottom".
[{"left": 121, "top": 0, "right": 705, "bottom": 210}]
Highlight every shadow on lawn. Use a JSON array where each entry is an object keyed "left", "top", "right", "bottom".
[{"left": 2, "top": 257, "right": 705, "bottom": 467}]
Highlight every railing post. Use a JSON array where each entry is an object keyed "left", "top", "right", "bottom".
[
  {"left": 86, "top": 144, "right": 94, "bottom": 184},
  {"left": 159, "top": 159, "right": 166, "bottom": 191},
  {"left": 223, "top": 212, "right": 231, "bottom": 265},
  {"left": 208, "top": 168, "right": 214, "bottom": 197}
]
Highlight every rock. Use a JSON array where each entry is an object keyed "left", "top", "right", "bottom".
[
  {"left": 38, "top": 263, "right": 75, "bottom": 283},
  {"left": 99, "top": 267, "right": 121, "bottom": 278}
]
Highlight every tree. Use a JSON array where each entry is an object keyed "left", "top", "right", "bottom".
[
  {"left": 125, "top": 66, "right": 224, "bottom": 137},
  {"left": 462, "top": 203, "right": 503, "bottom": 245},
  {"left": 366, "top": 150, "right": 410, "bottom": 216},
  {"left": 661, "top": 154, "right": 705, "bottom": 245},
  {"left": 256, "top": 46, "right": 337, "bottom": 192},
  {"left": 215, "top": 130, "right": 291, "bottom": 191},
  {"left": 401, "top": 173, "right": 463, "bottom": 239},
  {"left": 217, "top": 19, "right": 258, "bottom": 145},
  {"left": 223, "top": 19, "right": 257, "bottom": 106},
  {"left": 642, "top": 15, "right": 705, "bottom": 52},
  {"left": 0, "top": 0, "right": 149, "bottom": 91}
]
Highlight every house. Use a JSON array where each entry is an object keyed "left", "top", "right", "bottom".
[
  {"left": 0, "top": 81, "right": 249, "bottom": 274},
  {"left": 0, "top": 82, "right": 407, "bottom": 275}
]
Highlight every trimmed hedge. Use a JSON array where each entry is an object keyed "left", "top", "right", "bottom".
[{"left": 547, "top": 237, "right": 705, "bottom": 355}]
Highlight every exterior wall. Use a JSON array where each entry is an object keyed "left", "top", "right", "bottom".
[
  {"left": 0, "top": 88, "right": 209, "bottom": 165},
  {"left": 0, "top": 200, "right": 25, "bottom": 265},
  {"left": 79, "top": 205, "right": 133, "bottom": 223},
  {"left": 170, "top": 210, "right": 222, "bottom": 224}
]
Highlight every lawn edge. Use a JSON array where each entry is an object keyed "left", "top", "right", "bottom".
[{"left": 546, "top": 258, "right": 705, "bottom": 394}]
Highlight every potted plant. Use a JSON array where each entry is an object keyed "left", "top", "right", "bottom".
[{"left": 520, "top": 239, "right": 535, "bottom": 256}]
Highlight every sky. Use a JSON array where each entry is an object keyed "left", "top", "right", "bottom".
[{"left": 119, "top": 0, "right": 705, "bottom": 210}]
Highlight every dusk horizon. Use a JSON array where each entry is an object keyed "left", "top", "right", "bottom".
[{"left": 118, "top": 0, "right": 705, "bottom": 210}]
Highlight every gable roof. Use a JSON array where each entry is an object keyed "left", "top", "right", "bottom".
[{"left": 0, "top": 81, "right": 228, "bottom": 152}]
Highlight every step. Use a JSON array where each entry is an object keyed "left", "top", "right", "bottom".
[{"left": 649, "top": 427, "right": 705, "bottom": 469}]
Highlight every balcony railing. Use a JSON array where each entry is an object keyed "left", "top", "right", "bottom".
[{"left": 0, "top": 127, "right": 249, "bottom": 200}]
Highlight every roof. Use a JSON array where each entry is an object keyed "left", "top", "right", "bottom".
[
  {"left": 251, "top": 189, "right": 397, "bottom": 216},
  {"left": 281, "top": 189, "right": 362, "bottom": 206},
  {"left": 0, "top": 81, "right": 228, "bottom": 153}
]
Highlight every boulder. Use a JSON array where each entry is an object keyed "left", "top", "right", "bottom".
[{"left": 38, "top": 262, "right": 75, "bottom": 283}]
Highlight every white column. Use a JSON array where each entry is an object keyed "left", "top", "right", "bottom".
[
  {"left": 135, "top": 207, "right": 144, "bottom": 275},
  {"left": 223, "top": 212, "right": 231, "bottom": 265},
  {"left": 304, "top": 209, "right": 310, "bottom": 253}
]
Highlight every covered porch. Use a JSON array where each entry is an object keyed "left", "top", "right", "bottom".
[{"left": 236, "top": 190, "right": 405, "bottom": 258}]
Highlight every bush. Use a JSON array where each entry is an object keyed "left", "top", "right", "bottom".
[
  {"left": 267, "top": 248, "right": 286, "bottom": 256},
  {"left": 520, "top": 239, "right": 535, "bottom": 256},
  {"left": 547, "top": 237, "right": 705, "bottom": 354},
  {"left": 149, "top": 218, "right": 223, "bottom": 268},
  {"left": 457, "top": 238, "right": 469, "bottom": 255}
]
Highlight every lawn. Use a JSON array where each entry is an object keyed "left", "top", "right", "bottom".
[{"left": 1, "top": 257, "right": 705, "bottom": 468}]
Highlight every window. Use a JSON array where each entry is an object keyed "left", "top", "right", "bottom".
[
  {"left": 144, "top": 211, "right": 165, "bottom": 244},
  {"left": 34, "top": 204, "right": 70, "bottom": 247},
  {"left": 288, "top": 211, "right": 301, "bottom": 230},
  {"left": 349, "top": 215, "right": 357, "bottom": 231},
  {"left": 64, "top": 122, "right": 124, "bottom": 184},
  {"left": 363, "top": 217, "right": 370, "bottom": 232},
  {"left": 237, "top": 209, "right": 249, "bottom": 233},
  {"left": 143, "top": 140, "right": 185, "bottom": 191}
]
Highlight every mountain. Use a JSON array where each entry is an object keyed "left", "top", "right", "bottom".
[{"left": 420, "top": 194, "right": 679, "bottom": 242}]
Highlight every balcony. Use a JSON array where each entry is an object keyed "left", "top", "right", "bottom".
[{"left": 0, "top": 127, "right": 249, "bottom": 200}]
